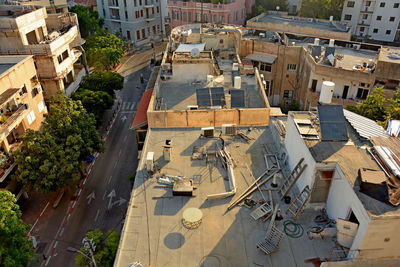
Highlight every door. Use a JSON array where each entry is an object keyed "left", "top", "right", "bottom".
[
  {"left": 310, "top": 170, "right": 333, "bottom": 203},
  {"left": 342, "top": 85, "right": 349, "bottom": 99},
  {"left": 336, "top": 218, "right": 359, "bottom": 248}
]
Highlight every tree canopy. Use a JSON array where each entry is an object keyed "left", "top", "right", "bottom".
[
  {"left": 13, "top": 93, "right": 103, "bottom": 193},
  {"left": 75, "top": 229, "right": 120, "bottom": 267},
  {"left": 86, "top": 31, "right": 124, "bottom": 70},
  {"left": 80, "top": 71, "right": 124, "bottom": 96},
  {"left": 299, "top": 0, "right": 344, "bottom": 20},
  {"left": 348, "top": 87, "right": 400, "bottom": 125},
  {"left": 0, "top": 190, "right": 33, "bottom": 267},
  {"left": 72, "top": 89, "right": 114, "bottom": 122},
  {"left": 69, "top": 5, "right": 103, "bottom": 38}
]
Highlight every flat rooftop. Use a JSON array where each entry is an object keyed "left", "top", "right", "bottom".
[
  {"left": 378, "top": 47, "right": 400, "bottom": 63},
  {"left": 252, "top": 14, "right": 349, "bottom": 33},
  {"left": 290, "top": 111, "right": 400, "bottom": 216},
  {"left": 0, "top": 55, "right": 29, "bottom": 77},
  {"left": 157, "top": 58, "right": 266, "bottom": 110},
  {"left": 319, "top": 47, "right": 377, "bottom": 70},
  {"left": 115, "top": 127, "right": 338, "bottom": 267}
]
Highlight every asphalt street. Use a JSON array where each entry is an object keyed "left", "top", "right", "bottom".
[{"left": 29, "top": 46, "right": 164, "bottom": 267}]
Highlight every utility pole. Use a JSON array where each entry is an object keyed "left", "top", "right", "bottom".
[{"left": 82, "top": 238, "right": 97, "bottom": 267}]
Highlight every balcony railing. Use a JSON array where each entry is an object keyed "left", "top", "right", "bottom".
[{"left": 0, "top": 104, "right": 28, "bottom": 135}]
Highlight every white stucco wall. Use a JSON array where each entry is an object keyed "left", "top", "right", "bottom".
[
  {"left": 284, "top": 114, "right": 317, "bottom": 190},
  {"left": 172, "top": 63, "right": 210, "bottom": 83}
]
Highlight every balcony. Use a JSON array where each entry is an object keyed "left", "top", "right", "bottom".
[
  {"left": 145, "top": 14, "right": 156, "bottom": 22},
  {"left": 360, "top": 7, "right": 374, "bottom": 13},
  {"left": 65, "top": 65, "right": 86, "bottom": 97},
  {"left": 144, "top": 0, "right": 154, "bottom": 7},
  {"left": 0, "top": 104, "right": 28, "bottom": 140}
]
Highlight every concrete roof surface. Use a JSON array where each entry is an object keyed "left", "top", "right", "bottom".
[{"left": 115, "top": 128, "right": 336, "bottom": 267}]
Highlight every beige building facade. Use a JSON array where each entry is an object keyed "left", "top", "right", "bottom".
[
  {"left": 0, "top": 5, "right": 85, "bottom": 99},
  {"left": 0, "top": 55, "right": 47, "bottom": 198}
]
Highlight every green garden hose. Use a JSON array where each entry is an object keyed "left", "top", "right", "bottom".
[{"left": 283, "top": 220, "right": 304, "bottom": 238}]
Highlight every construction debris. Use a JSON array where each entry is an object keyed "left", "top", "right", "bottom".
[
  {"left": 156, "top": 175, "right": 184, "bottom": 185},
  {"left": 238, "top": 132, "right": 253, "bottom": 143}
]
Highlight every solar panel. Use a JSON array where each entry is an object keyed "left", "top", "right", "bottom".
[
  {"left": 311, "top": 45, "right": 321, "bottom": 57},
  {"left": 318, "top": 105, "right": 348, "bottom": 141},
  {"left": 231, "top": 89, "right": 245, "bottom": 108},
  {"left": 324, "top": 47, "right": 335, "bottom": 59},
  {"left": 196, "top": 88, "right": 211, "bottom": 107},
  {"left": 196, "top": 87, "right": 226, "bottom": 107},
  {"left": 210, "top": 87, "right": 225, "bottom": 106}
]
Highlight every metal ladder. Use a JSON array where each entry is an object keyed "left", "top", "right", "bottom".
[
  {"left": 278, "top": 158, "right": 307, "bottom": 199},
  {"left": 285, "top": 186, "right": 311, "bottom": 219}
]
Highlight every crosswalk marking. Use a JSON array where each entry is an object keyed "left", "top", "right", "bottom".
[{"left": 121, "top": 102, "right": 136, "bottom": 111}]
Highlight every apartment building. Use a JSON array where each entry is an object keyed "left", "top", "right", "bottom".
[
  {"left": 168, "top": 0, "right": 254, "bottom": 28},
  {"left": 0, "top": 55, "right": 47, "bottom": 199},
  {"left": 243, "top": 14, "right": 400, "bottom": 109},
  {"left": 18, "top": 0, "right": 69, "bottom": 13},
  {"left": 0, "top": 5, "right": 85, "bottom": 98},
  {"left": 97, "top": 0, "right": 163, "bottom": 44},
  {"left": 341, "top": 0, "right": 400, "bottom": 42}
]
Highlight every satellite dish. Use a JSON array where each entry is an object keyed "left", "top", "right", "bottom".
[{"left": 191, "top": 47, "right": 200, "bottom": 57}]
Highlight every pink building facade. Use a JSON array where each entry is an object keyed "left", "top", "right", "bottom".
[{"left": 168, "top": 0, "right": 255, "bottom": 28}]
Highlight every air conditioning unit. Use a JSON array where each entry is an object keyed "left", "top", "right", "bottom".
[
  {"left": 146, "top": 152, "right": 154, "bottom": 172},
  {"left": 202, "top": 127, "right": 214, "bottom": 138},
  {"left": 353, "top": 44, "right": 361, "bottom": 50},
  {"left": 222, "top": 124, "right": 237, "bottom": 135},
  {"left": 187, "top": 105, "right": 198, "bottom": 110}
]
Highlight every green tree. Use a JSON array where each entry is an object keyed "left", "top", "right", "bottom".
[
  {"left": 348, "top": 87, "right": 386, "bottom": 122},
  {"left": 387, "top": 88, "right": 400, "bottom": 120},
  {"left": 70, "top": 5, "right": 103, "bottom": 38},
  {"left": 13, "top": 93, "right": 103, "bottom": 193},
  {"left": 44, "top": 93, "right": 103, "bottom": 161},
  {"left": 0, "top": 190, "right": 34, "bottom": 267},
  {"left": 72, "top": 89, "right": 114, "bottom": 121},
  {"left": 300, "top": 0, "right": 344, "bottom": 20},
  {"left": 75, "top": 229, "right": 120, "bottom": 267},
  {"left": 80, "top": 71, "right": 124, "bottom": 96},
  {"left": 86, "top": 31, "right": 124, "bottom": 70},
  {"left": 250, "top": 0, "right": 287, "bottom": 18}
]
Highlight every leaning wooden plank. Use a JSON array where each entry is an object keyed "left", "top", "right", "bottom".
[
  {"left": 207, "top": 190, "right": 236, "bottom": 200},
  {"left": 227, "top": 168, "right": 279, "bottom": 210},
  {"left": 266, "top": 204, "right": 279, "bottom": 236},
  {"left": 227, "top": 169, "right": 279, "bottom": 211}
]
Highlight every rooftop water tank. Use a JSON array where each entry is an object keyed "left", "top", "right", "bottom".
[
  {"left": 234, "top": 76, "right": 241, "bottom": 89},
  {"left": 319, "top": 81, "right": 335, "bottom": 104}
]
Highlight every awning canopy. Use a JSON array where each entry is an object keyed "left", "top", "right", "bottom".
[
  {"left": 175, "top": 43, "right": 205, "bottom": 53},
  {"left": 245, "top": 53, "right": 277, "bottom": 64},
  {"left": 131, "top": 89, "right": 153, "bottom": 130}
]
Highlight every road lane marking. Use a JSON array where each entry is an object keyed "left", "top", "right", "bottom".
[
  {"left": 108, "top": 175, "right": 113, "bottom": 185},
  {"left": 131, "top": 102, "right": 136, "bottom": 109},
  {"left": 45, "top": 255, "right": 51, "bottom": 266},
  {"left": 59, "top": 228, "right": 65, "bottom": 237},
  {"left": 123, "top": 135, "right": 127, "bottom": 142},
  {"left": 66, "top": 214, "right": 71, "bottom": 222},
  {"left": 118, "top": 150, "right": 122, "bottom": 157},
  {"left": 114, "top": 161, "right": 117, "bottom": 169},
  {"left": 94, "top": 209, "right": 100, "bottom": 222},
  {"left": 103, "top": 191, "right": 107, "bottom": 200},
  {"left": 53, "top": 241, "right": 59, "bottom": 249}
]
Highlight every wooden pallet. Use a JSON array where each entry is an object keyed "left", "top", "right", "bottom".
[
  {"left": 250, "top": 202, "right": 272, "bottom": 220},
  {"left": 256, "top": 225, "right": 284, "bottom": 255}
]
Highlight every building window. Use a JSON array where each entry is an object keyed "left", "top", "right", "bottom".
[
  {"left": 344, "top": 14, "right": 352, "bottom": 21},
  {"left": 366, "top": 1, "right": 371, "bottom": 6},
  {"left": 152, "top": 25, "right": 156, "bottom": 35},
  {"left": 27, "top": 110, "right": 36, "bottom": 125},
  {"left": 139, "top": 0, "right": 142, "bottom": 5},
  {"left": 377, "top": 15, "right": 382, "bottom": 20},
  {"left": 287, "top": 64, "right": 297, "bottom": 71},
  {"left": 362, "top": 14, "right": 368, "bottom": 19},
  {"left": 57, "top": 50, "right": 69, "bottom": 64},
  {"left": 125, "top": 11, "right": 128, "bottom": 20},
  {"left": 38, "top": 100, "right": 46, "bottom": 113},
  {"left": 140, "top": 10, "right": 143, "bottom": 17},
  {"left": 142, "top": 28, "right": 146, "bottom": 39},
  {"left": 311, "top": 79, "right": 318, "bottom": 92},
  {"left": 386, "top": 30, "right": 391, "bottom": 34},
  {"left": 380, "top": 2, "right": 385, "bottom": 7},
  {"left": 127, "top": 30, "right": 131, "bottom": 40},
  {"left": 373, "top": 28, "right": 378, "bottom": 33},
  {"left": 136, "top": 30, "right": 141, "bottom": 40},
  {"left": 395, "top": 3, "right": 399, "bottom": 8},
  {"left": 390, "top": 16, "right": 395, "bottom": 21},
  {"left": 157, "top": 6, "right": 159, "bottom": 13},
  {"left": 356, "top": 88, "right": 369, "bottom": 99},
  {"left": 259, "top": 63, "right": 272, "bottom": 72},
  {"left": 360, "top": 26, "right": 365, "bottom": 32},
  {"left": 123, "top": 0, "right": 126, "bottom": 6},
  {"left": 347, "top": 1, "right": 355, "bottom": 7},
  {"left": 134, "top": 0, "right": 137, "bottom": 6},
  {"left": 283, "top": 90, "right": 294, "bottom": 99},
  {"left": 31, "top": 87, "right": 39, "bottom": 98}
]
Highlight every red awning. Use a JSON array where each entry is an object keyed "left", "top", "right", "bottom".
[{"left": 131, "top": 89, "right": 153, "bottom": 130}]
